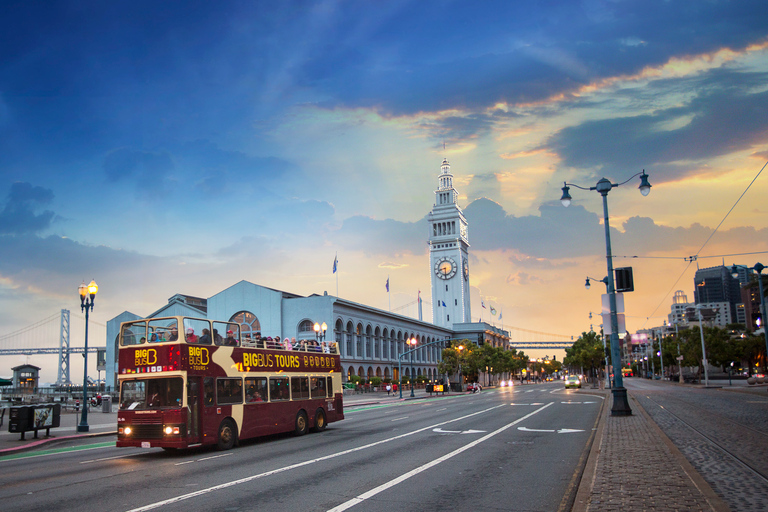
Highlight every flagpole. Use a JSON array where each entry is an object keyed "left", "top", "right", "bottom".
[{"left": 388, "top": 275, "right": 391, "bottom": 312}]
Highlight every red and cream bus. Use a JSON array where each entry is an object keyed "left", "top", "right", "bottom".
[{"left": 116, "top": 316, "right": 344, "bottom": 450}]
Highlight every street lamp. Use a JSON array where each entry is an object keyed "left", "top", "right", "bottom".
[
  {"left": 731, "top": 263, "right": 768, "bottom": 375},
  {"left": 313, "top": 322, "right": 328, "bottom": 343},
  {"left": 409, "top": 338, "right": 417, "bottom": 397},
  {"left": 77, "top": 279, "right": 98, "bottom": 433},
  {"left": 695, "top": 304, "right": 711, "bottom": 387},
  {"left": 586, "top": 276, "right": 610, "bottom": 389},
  {"left": 561, "top": 170, "right": 650, "bottom": 416},
  {"left": 456, "top": 345, "right": 464, "bottom": 392}
]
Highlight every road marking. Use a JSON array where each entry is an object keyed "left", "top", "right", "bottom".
[
  {"left": 561, "top": 401, "right": 595, "bottom": 404},
  {"left": 518, "top": 427, "right": 585, "bottom": 434},
  {"left": 435, "top": 408, "right": 447, "bottom": 412},
  {"left": 327, "top": 403, "right": 554, "bottom": 512},
  {"left": 174, "top": 452, "right": 232, "bottom": 466},
  {"left": 518, "top": 427, "right": 554, "bottom": 433},
  {"left": 390, "top": 416, "right": 409, "bottom": 422},
  {"left": 432, "top": 428, "right": 486, "bottom": 435},
  {"left": 510, "top": 402, "right": 544, "bottom": 406},
  {"left": 81, "top": 453, "right": 136, "bottom": 464},
  {"left": 125, "top": 404, "right": 508, "bottom": 512}
]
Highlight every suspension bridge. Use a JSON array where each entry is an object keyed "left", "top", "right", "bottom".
[{"left": 0, "top": 310, "right": 106, "bottom": 385}]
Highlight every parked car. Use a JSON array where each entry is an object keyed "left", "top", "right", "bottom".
[{"left": 565, "top": 375, "right": 581, "bottom": 389}]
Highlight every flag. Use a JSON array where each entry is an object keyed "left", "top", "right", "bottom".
[
  {"left": 418, "top": 290, "right": 421, "bottom": 304},
  {"left": 385, "top": 277, "right": 389, "bottom": 292},
  {"left": 481, "top": 300, "right": 486, "bottom": 309},
  {"left": 442, "top": 300, "right": 447, "bottom": 307},
  {"left": 499, "top": 310, "right": 502, "bottom": 320},
  {"left": 490, "top": 306, "right": 497, "bottom": 315},
  {"left": 332, "top": 254, "right": 338, "bottom": 274}
]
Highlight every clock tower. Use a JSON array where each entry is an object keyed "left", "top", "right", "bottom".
[{"left": 428, "top": 158, "right": 471, "bottom": 328}]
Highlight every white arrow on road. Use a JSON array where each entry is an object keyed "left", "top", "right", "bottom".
[
  {"left": 433, "top": 428, "right": 487, "bottom": 435},
  {"left": 518, "top": 427, "right": 555, "bottom": 433},
  {"left": 517, "top": 427, "right": 585, "bottom": 434}
]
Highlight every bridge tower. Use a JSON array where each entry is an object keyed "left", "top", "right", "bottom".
[{"left": 57, "top": 309, "right": 71, "bottom": 385}]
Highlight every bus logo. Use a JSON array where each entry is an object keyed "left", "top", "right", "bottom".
[
  {"left": 189, "top": 346, "right": 210, "bottom": 368},
  {"left": 135, "top": 349, "right": 157, "bottom": 366}
]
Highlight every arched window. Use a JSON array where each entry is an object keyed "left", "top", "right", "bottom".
[
  {"left": 366, "top": 325, "right": 373, "bottom": 359},
  {"left": 346, "top": 321, "right": 354, "bottom": 357},
  {"left": 356, "top": 323, "right": 363, "bottom": 358},
  {"left": 298, "top": 319, "right": 314, "bottom": 335},
  {"left": 229, "top": 311, "right": 260, "bottom": 340},
  {"left": 335, "top": 319, "right": 344, "bottom": 357}
]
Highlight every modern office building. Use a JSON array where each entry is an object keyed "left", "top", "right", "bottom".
[{"left": 693, "top": 265, "right": 742, "bottom": 324}]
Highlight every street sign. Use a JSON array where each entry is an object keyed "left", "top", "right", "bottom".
[
  {"left": 601, "top": 313, "right": 625, "bottom": 334},
  {"left": 601, "top": 293, "right": 624, "bottom": 313}
]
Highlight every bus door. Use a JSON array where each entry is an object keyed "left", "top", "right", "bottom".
[{"left": 186, "top": 377, "right": 202, "bottom": 443}]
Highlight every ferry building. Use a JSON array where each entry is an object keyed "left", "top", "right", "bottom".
[{"left": 105, "top": 159, "right": 510, "bottom": 389}]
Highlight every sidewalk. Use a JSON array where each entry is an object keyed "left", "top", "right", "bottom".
[{"left": 572, "top": 388, "right": 731, "bottom": 512}]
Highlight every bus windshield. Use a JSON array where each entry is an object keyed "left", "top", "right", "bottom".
[{"left": 120, "top": 377, "right": 183, "bottom": 410}]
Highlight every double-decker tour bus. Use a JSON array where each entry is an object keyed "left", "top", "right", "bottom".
[{"left": 116, "top": 316, "right": 344, "bottom": 450}]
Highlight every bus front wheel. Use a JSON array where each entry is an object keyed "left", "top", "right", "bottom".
[
  {"left": 295, "top": 411, "right": 309, "bottom": 436},
  {"left": 312, "top": 409, "right": 326, "bottom": 432},
  {"left": 217, "top": 419, "right": 237, "bottom": 450}
]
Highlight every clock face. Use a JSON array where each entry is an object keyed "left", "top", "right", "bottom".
[
  {"left": 434, "top": 257, "right": 457, "bottom": 280},
  {"left": 463, "top": 259, "right": 469, "bottom": 280}
]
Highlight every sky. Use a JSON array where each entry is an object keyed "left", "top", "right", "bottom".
[{"left": 1, "top": 0, "right": 768, "bottom": 382}]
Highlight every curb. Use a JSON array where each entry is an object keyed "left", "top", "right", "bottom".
[{"left": 569, "top": 389, "right": 609, "bottom": 512}]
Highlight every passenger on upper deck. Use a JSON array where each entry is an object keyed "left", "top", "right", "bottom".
[
  {"left": 168, "top": 327, "right": 179, "bottom": 341},
  {"left": 149, "top": 333, "right": 158, "bottom": 342},
  {"left": 186, "top": 328, "right": 198, "bottom": 343},
  {"left": 213, "top": 329, "right": 224, "bottom": 345},
  {"left": 225, "top": 330, "right": 238, "bottom": 346},
  {"left": 199, "top": 328, "right": 212, "bottom": 345}
]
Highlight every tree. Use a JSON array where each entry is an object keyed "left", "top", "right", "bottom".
[{"left": 564, "top": 331, "right": 605, "bottom": 379}]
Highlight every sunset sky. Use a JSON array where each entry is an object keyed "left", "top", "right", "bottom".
[{"left": 1, "top": 1, "right": 767, "bottom": 382}]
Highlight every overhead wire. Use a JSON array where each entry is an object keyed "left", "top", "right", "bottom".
[{"left": 638, "top": 160, "right": 767, "bottom": 329}]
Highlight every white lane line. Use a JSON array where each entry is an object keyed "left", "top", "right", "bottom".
[
  {"left": 81, "top": 454, "right": 136, "bottom": 464},
  {"left": 198, "top": 453, "right": 232, "bottom": 462},
  {"left": 327, "top": 402, "right": 554, "bottom": 512},
  {"left": 125, "top": 404, "right": 507, "bottom": 512},
  {"left": 390, "top": 416, "right": 409, "bottom": 422}
]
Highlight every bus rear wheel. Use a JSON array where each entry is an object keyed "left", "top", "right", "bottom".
[
  {"left": 294, "top": 411, "right": 309, "bottom": 436},
  {"left": 217, "top": 419, "right": 237, "bottom": 450},
  {"left": 312, "top": 409, "right": 327, "bottom": 432}
]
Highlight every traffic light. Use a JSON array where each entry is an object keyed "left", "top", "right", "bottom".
[{"left": 615, "top": 267, "right": 634, "bottom": 292}]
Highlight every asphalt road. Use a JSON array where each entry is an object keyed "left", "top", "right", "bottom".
[{"left": 0, "top": 383, "right": 602, "bottom": 512}]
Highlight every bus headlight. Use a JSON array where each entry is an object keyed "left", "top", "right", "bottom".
[
  {"left": 120, "top": 426, "right": 132, "bottom": 435},
  {"left": 164, "top": 425, "right": 181, "bottom": 435}
]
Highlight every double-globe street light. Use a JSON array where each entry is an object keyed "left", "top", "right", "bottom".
[
  {"left": 313, "top": 322, "right": 328, "bottom": 343},
  {"left": 731, "top": 263, "right": 768, "bottom": 375},
  {"left": 77, "top": 280, "right": 98, "bottom": 433},
  {"left": 561, "top": 170, "right": 651, "bottom": 416}
]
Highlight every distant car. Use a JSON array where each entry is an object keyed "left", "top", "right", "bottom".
[
  {"left": 565, "top": 376, "right": 581, "bottom": 389},
  {"left": 466, "top": 383, "right": 482, "bottom": 393}
]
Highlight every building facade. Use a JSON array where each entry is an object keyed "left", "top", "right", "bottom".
[{"left": 105, "top": 159, "right": 510, "bottom": 389}]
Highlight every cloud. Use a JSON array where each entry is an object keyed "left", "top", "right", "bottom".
[
  {"left": 547, "top": 71, "right": 768, "bottom": 176},
  {"left": 0, "top": 182, "right": 55, "bottom": 235},
  {"left": 336, "top": 215, "right": 427, "bottom": 256}
]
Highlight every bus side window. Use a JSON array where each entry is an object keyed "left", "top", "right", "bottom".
[{"left": 204, "top": 377, "right": 215, "bottom": 406}]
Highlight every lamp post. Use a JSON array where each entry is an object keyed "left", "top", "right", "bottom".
[
  {"left": 77, "top": 280, "right": 98, "bottom": 433},
  {"left": 586, "top": 276, "right": 610, "bottom": 389},
  {"left": 696, "top": 304, "right": 710, "bottom": 387},
  {"left": 409, "top": 338, "right": 417, "bottom": 397},
  {"left": 313, "top": 322, "right": 328, "bottom": 343},
  {"left": 731, "top": 263, "right": 768, "bottom": 374},
  {"left": 456, "top": 345, "right": 464, "bottom": 391},
  {"left": 561, "top": 170, "right": 650, "bottom": 416}
]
